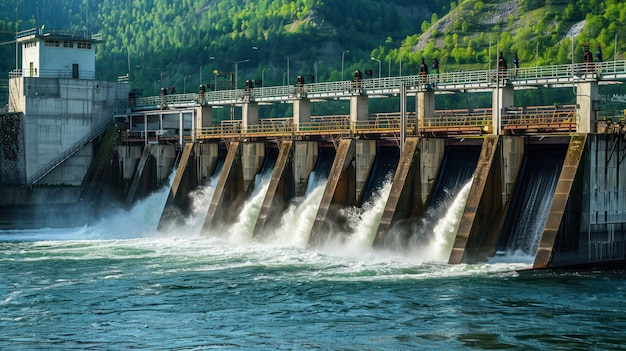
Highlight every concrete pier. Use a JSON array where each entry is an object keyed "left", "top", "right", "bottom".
[
  {"left": 373, "top": 137, "right": 447, "bottom": 247},
  {"left": 307, "top": 139, "right": 377, "bottom": 248},
  {"left": 449, "top": 135, "right": 503, "bottom": 264},
  {"left": 293, "top": 141, "right": 319, "bottom": 195},
  {"left": 157, "top": 143, "right": 195, "bottom": 229},
  {"left": 534, "top": 134, "right": 587, "bottom": 268},
  {"left": 373, "top": 137, "right": 422, "bottom": 246},
  {"left": 575, "top": 81, "right": 599, "bottom": 134},
  {"left": 253, "top": 141, "right": 294, "bottom": 239},
  {"left": 293, "top": 98, "right": 311, "bottom": 131},
  {"left": 202, "top": 142, "right": 243, "bottom": 230},
  {"left": 308, "top": 139, "right": 356, "bottom": 248},
  {"left": 124, "top": 144, "right": 177, "bottom": 205}
]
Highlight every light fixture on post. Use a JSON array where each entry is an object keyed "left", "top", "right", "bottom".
[
  {"left": 384, "top": 38, "right": 411, "bottom": 77},
  {"left": 342, "top": 50, "right": 350, "bottom": 80},
  {"left": 253, "top": 46, "right": 290, "bottom": 86},
  {"left": 209, "top": 56, "right": 249, "bottom": 89},
  {"left": 261, "top": 67, "right": 271, "bottom": 87},
  {"left": 371, "top": 57, "right": 381, "bottom": 79}
]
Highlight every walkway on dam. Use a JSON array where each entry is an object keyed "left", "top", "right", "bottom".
[
  {"left": 121, "top": 104, "right": 579, "bottom": 143},
  {"left": 121, "top": 60, "right": 626, "bottom": 142},
  {"left": 132, "top": 60, "right": 626, "bottom": 109}
]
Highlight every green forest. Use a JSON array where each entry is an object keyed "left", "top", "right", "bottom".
[{"left": 1, "top": 0, "right": 626, "bottom": 115}]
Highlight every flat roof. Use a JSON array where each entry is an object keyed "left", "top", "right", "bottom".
[{"left": 16, "top": 28, "right": 101, "bottom": 43}]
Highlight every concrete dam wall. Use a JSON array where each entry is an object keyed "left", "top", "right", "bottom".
[
  {"left": 5, "top": 133, "right": 624, "bottom": 269},
  {"left": 116, "top": 134, "right": 626, "bottom": 269}
]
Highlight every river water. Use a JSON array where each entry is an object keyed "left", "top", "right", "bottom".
[{"left": 1, "top": 180, "right": 626, "bottom": 350}]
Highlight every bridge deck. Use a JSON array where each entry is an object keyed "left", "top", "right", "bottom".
[
  {"left": 119, "top": 61, "right": 626, "bottom": 142},
  {"left": 120, "top": 105, "right": 587, "bottom": 143},
  {"left": 130, "top": 60, "right": 626, "bottom": 110}
]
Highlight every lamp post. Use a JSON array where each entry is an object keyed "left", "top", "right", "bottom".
[
  {"left": 183, "top": 75, "right": 191, "bottom": 93},
  {"left": 261, "top": 67, "right": 271, "bottom": 87},
  {"left": 385, "top": 39, "right": 411, "bottom": 76},
  {"left": 341, "top": 50, "right": 349, "bottom": 80},
  {"left": 536, "top": 42, "right": 539, "bottom": 66},
  {"left": 209, "top": 56, "right": 249, "bottom": 89},
  {"left": 234, "top": 59, "right": 249, "bottom": 89},
  {"left": 371, "top": 57, "right": 381, "bottom": 78},
  {"left": 313, "top": 60, "right": 323, "bottom": 83},
  {"left": 253, "top": 46, "right": 290, "bottom": 85}
]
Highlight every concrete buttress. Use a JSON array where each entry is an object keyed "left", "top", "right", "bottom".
[
  {"left": 253, "top": 140, "right": 294, "bottom": 239},
  {"left": 202, "top": 142, "right": 243, "bottom": 231},
  {"left": 449, "top": 135, "right": 504, "bottom": 264},
  {"left": 534, "top": 134, "right": 587, "bottom": 269},
  {"left": 308, "top": 139, "right": 356, "bottom": 248},
  {"left": 157, "top": 143, "right": 196, "bottom": 230},
  {"left": 373, "top": 137, "right": 422, "bottom": 246}
]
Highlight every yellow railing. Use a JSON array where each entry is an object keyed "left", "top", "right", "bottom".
[
  {"left": 422, "top": 109, "right": 492, "bottom": 129},
  {"left": 502, "top": 105, "right": 576, "bottom": 132},
  {"left": 124, "top": 106, "right": 585, "bottom": 143},
  {"left": 194, "top": 116, "right": 418, "bottom": 140}
]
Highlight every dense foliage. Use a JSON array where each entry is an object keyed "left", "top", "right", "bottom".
[{"left": 1, "top": 0, "right": 626, "bottom": 112}]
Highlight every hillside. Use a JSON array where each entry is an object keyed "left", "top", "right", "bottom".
[{"left": 1, "top": 0, "right": 625, "bottom": 109}]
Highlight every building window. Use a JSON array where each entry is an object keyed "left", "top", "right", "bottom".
[
  {"left": 24, "top": 41, "right": 37, "bottom": 48},
  {"left": 77, "top": 42, "right": 91, "bottom": 50},
  {"left": 63, "top": 41, "right": 74, "bottom": 48},
  {"left": 44, "top": 40, "right": 59, "bottom": 47}
]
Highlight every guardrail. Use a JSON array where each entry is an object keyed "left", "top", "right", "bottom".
[
  {"left": 187, "top": 106, "right": 582, "bottom": 140},
  {"left": 128, "top": 60, "right": 626, "bottom": 111},
  {"left": 16, "top": 27, "right": 98, "bottom": 41},
  {"left": 502, "top": 105, "right": 577, "bottom": 134},
  {"left": 10, "top": 68, "right": 97, "bottom": 80}
]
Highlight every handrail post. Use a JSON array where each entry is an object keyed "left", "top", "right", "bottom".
[{"left": 400, "top": 83, "right": 406, "bottom": 152}]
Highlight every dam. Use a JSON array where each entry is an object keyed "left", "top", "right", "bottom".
[
  {"left": 112, "top": 59, "right": 626, "bottom": 270},
  {"left": 2, "top": 28, "right": 626, "bottom": 270}
]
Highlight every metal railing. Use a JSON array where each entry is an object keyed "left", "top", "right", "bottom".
[
  {"left": 129, "top": 60, "right": 626, "bottom": 111},
  {"left": 10, "top": 68, "right": 97, "bottom": 80},
  {"left": 16, "top": 27, "right": 99, "bottom": 41},
  {"left": 502, "top": 105, "right": 576, "bottom": 131},
  {"left": 184, "top": 106, "right": 582, "bottom": 141},
  {"left": 422, "top": 109, "right": 492, "bottom": 130}
]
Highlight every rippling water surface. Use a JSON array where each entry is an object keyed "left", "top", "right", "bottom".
[{"left": 2, "top": 182, "right": 626, "bottom": 350}]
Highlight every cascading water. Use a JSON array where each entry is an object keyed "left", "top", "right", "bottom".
[
  {"left": 412, "top": 180, "right": 472, "bottom": 261},
  {"left": 266, "top": 181, "right": 328, "bottom": 248},
  {"left": 94, "top": 171, "right": 177, "bottom": 237},
  {"left": 380, "top": 147, "right": 479, "bottom": 261},
  {"left": 160, "top": 171, "right": 222, "bottom": 236},
  {"left": 262, "top": 151, "right": 335, "bottom": 248},
  {"left": 8, "top": 171, "right": 180, "bottom": 242},
  {"left": 494, "top": 147, "right": 565, "bottom": 262},
  {"left": 340, "top": 176, "right": 394, "bottom": 254},
  {"left": 221, "top": 166, "right": 274, "bottom": 244}
]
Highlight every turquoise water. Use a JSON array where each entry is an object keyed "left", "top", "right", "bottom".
[{"left": 2, "top": 183, "right": 626, "bottom": 350}]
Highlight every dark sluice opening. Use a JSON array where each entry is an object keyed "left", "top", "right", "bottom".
[
  {"left": 158, "top": 150, "right": 226, "bottom": 230},
  {"left": 428, "top": 146, "right": 481, "bottom": 208},
  {"left": 495, "top": 144, "right": 567, "bottom": 257},
  {"left": 360, "top": 146, "right": 400, "bottom": 205},
  {"left": 305, "top": 147, "right": 335, "bottom": 193},
  {"left": 254, "top": 147, "right": 279, "bottom": 189},
  {"left": 385, "top": 145, "right": 480, "bottom": 252}
]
